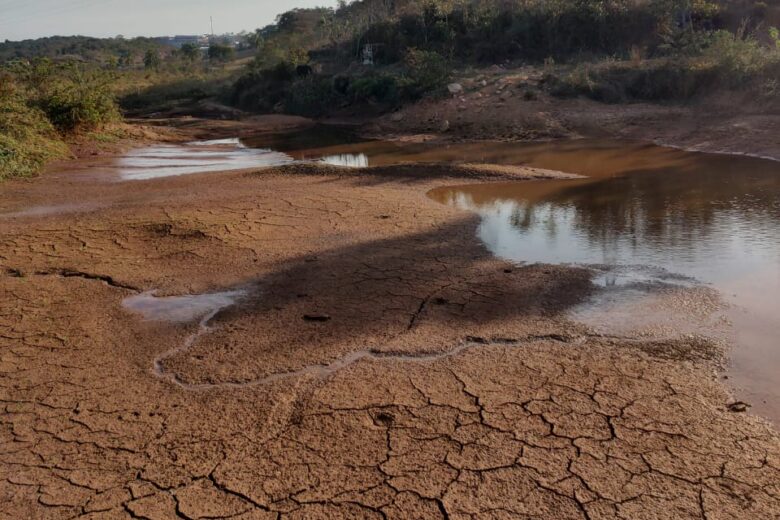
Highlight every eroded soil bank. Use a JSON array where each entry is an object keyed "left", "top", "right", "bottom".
[{"left": 1, "top": 122, "right": 779, "bottom": 519}]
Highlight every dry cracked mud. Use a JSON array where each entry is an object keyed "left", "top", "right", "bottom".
[{"left": 1, "top": 140, "right": 779, "bottom": 519}]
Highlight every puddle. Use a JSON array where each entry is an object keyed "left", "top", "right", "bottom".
[
  {"left": 116, "top": 140, "right": 293, "bottom": 180},
  {"left": 320, "top": 153, "right": 370, "bottom": 168},
  {"left": 428, "top": 142, "right": 780, "bottom": 423},
  {"left": 123, "top": 290, "right": 246, "bottom": 384},
  {"left": 113, "top": 127, "right": 709, "bottom": 180},
  {"left": 123, "top": 290, "right": 245, "bottom": 323}
]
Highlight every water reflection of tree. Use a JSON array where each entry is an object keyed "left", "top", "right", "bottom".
[{"left": 531, "top": 156, "right": 780, "bottom": 254}]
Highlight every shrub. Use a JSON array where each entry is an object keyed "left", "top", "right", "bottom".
[
  {"left": 283, "top": 76, "right": 339, "bottom": 117},
  {"left": 348, "top": 73, "right": 400, "bottom": 105},
  {"left": 208, "top": 44, "right": 235, "bottom": 63},
  {"left": 403, "top": 48, "right": 450, "bottom": 98},
  {"left": 0, "top": 75, "right": 68, "bottom": 180},
  {"left": 703, "top": 29, "right": 777, "bottom": 87},
  {"left": 41, "top": 67, "right": 121, "bottom": 132},
  {"left": 120, "top": 76, "right": 227, "bottom": 112},
  {"left": 231, "top": 61, "right": 298, "bottom": 111},
  {"left": 11, "top": 60, "right": 120, "bottom": 132}
]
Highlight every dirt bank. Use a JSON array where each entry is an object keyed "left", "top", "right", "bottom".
[
  {"left": 1, "top": 122, "right": 779, "bottom": 519},
  {"left": 373, "top": 66, "right": 780, "bottom": 162}
]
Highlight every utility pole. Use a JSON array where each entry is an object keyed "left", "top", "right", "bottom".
[{"left": 210, "top": 16, "right": 214, "bottom": 38}]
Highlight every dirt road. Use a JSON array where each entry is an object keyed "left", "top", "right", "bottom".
[{"left": 1, "top": 122, "right": 779, "bottom": 519}]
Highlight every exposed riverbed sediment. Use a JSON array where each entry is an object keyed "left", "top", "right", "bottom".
[{"left": 1, "top": 123, "right": 779, "bottom": 519}]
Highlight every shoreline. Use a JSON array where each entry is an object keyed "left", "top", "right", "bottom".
[{"left": 1, "top": 117, "right": 778, "bottom": 519}]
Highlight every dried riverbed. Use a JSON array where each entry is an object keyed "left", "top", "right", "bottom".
[{"left": 1, "top": 124, "right": 779, "bottom": 519}]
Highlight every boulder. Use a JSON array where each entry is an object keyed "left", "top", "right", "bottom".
[{"left": 447, "top": 83, "right": 463, "bottom": 94}]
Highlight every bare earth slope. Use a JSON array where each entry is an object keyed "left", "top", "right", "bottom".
[
  {"left": 1, "top": 136, "right": 779, "bottom": 519},
  {"left": 375, "top": 67, "right": 780, "bottom": 162}
]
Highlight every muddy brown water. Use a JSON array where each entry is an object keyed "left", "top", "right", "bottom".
[{"left": 424, "top": 141, "right": 780, "bottom": 424}]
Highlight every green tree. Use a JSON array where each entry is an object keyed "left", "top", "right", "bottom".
[
  {"left": 143, "top": 49, "right": 161, "bottom": 70},
  {"left": 208, "top": 44, "right": 235, "bottom": 63},
  {"left": 179, "top": 43, "right": 201, "bottom": 62}
]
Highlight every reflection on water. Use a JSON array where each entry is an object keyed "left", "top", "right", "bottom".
[
  {"left": 118, "top": 141, "right": 293, "bottom": 180},
  {"left": 123, "top": 290, "right": 246, "bottom": 323},
  {"left": 428, "top": 142, "right": 780, "bottom": 423},
  {"left": 320, "top": 153, "right": 370, "bottom": 168}
]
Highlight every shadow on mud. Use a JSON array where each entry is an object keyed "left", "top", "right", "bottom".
[{"left": 141, "top": 218, "right": 592, "bottom": 385}]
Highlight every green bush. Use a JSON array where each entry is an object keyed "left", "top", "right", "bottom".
[
  {"left": 231, "top": 61, "right": 296, "bottom": 112},
  {"left": 12, "top": 60, "right": 120, "bottom": 132},
  {"left": 41, "top": 71, "right": 121, "bottom": 132},
  {"left": 0, "top": 75, "right": 68, "bottom": 180},
  {"left": 283, "top": 76, "right": 339, "bottom": 117},
  {"left": 547, "top": 25, "right": 780, "bottom": 104},
  {"left": 704, "top": 29, "right": 778, "bottom": 87},
  {"left": 120, "top": 76, "right": 228, "bottom": 112},
  {"left": 348, "top": 73, "right": 400, "bottom": 104},
  {"left": 403, "top": 48, "right": 450, "bottom": 98}
]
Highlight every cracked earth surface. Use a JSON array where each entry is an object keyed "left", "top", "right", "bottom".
[{"left": 1, "top": 142, "right": 779, "bottom": 519}]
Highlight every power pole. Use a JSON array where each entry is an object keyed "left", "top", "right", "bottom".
[{"left": 210, "top": 16, "right": 214, "bottom": 37}]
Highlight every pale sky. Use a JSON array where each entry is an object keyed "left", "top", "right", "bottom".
[{"left": 0, "top": 0, "right": 337, "bottom": 42}]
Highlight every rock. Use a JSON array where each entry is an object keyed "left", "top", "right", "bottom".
[
  {"left": 439, "top": 119, "right": 450, "bottom": 132},
  {"left": 390, "top": 112, "right": 404, "bottom": 122},
  {"left": 481, "top": 80, "right": 488, "bottom": 87},
  {"left": 447, "top": 83, "right": 463, "bottom": 94},
  {"left": 727, "top": 401, "right": 750, "bottom": 413},
  {"left": 303, "top": 314, "right": 331, "bottom": 322},
  {"left": 457, "top": 105, "right": 468, "bottom": 111}
]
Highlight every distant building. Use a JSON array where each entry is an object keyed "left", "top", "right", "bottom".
[{"left": 157, "top": 35, "right": 209, "bottom": 48}]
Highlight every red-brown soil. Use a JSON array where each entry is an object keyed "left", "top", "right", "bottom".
[{"left": 1, "top": 119, "right": 778, "bottom": 519}]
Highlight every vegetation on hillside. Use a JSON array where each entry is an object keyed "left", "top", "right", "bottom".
[
  {"left": 0, "top": 72, "right": 68, "bottom": 180},
  {"left": 0, "top": 60, "right": 121, "bottom": 180},
  {"left": 231, "top": 0, "right": 780, "bottom": 116},
  {"left": 0, "top": 35, "right": 168, "bottom": 66}
]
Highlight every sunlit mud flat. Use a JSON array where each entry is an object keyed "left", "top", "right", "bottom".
[
  {"left": 429, "top": 142, "right": 780, "bottom": 422},
  {"left": 123, "top": 289, "right": 247, "bottom": 385},
  {"left": 117, "top": 138, "right": 293, "bottom": 180}
]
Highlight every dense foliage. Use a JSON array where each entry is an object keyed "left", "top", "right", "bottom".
[
  {"left": 0, "top": 60, "right": 121, "bottom": 179},
  {"left": 0, "top": 73, "right": 67, "bottom": 180},
  {"left": 231, "top": 0, "right": 780, "bottom": 116},
  {"left": 0, "top": 35, "right": 168, "bottom": 66}
]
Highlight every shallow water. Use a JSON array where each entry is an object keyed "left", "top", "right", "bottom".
[
  {"left": 117, "top": 140, "right": 293, "bottom": 180},
  {"left": 427, "top": 141, "right": 780, "bottom": 423},
  {"left": 123, "top": 290, "right": 245, "bottom": 323},
  {"left": 113, "top": 130, "right": 780, "bottom": 422}
]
